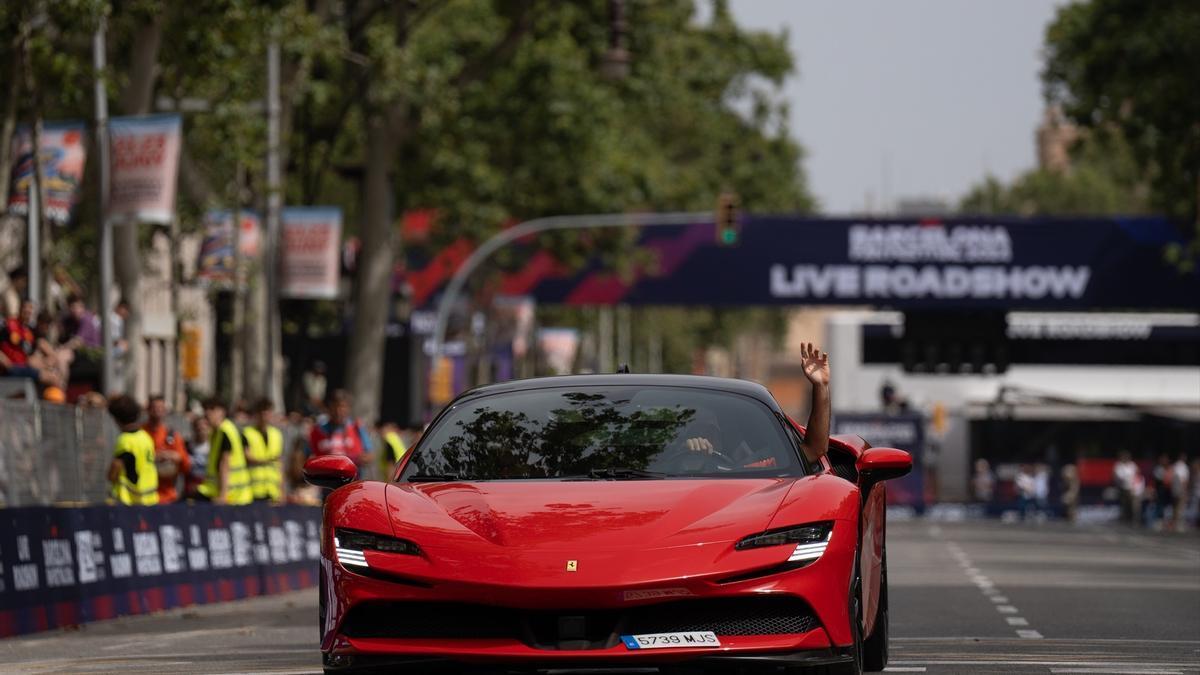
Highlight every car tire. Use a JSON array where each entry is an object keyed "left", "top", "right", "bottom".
[
  {"left": 811, "top": 574, "right": 865, "bottom": 675},
  {"left": 862, "top": 552, "right": 889, "bottom": 672},
  {"left": 318, "top": 571, "right": 327, "bottom": 641}
]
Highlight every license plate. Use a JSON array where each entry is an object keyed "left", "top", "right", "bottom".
[{"left": 620, "top": 631, "right": 721, "bottom": 650}]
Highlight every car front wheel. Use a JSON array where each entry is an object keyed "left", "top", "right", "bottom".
[{"left": 862, "top": 552, "right": 889, "bottom": 672}]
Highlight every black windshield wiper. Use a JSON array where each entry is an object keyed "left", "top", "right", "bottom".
[
  {"left": 406, "top": 473, "right": 462, "bottom": 482},
  {"left": 585, "top": 467, "right": 668, "bottom": 480}
]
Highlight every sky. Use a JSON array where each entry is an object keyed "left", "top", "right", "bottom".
[{"left": 728, "top": 0, "right": 1067, "bottom": 215}]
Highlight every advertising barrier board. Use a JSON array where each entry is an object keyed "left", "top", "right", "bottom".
[{"left": 0, "top": 503, "right": 320, "bottom": 637}]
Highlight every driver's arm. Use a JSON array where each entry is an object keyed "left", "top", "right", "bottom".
[
  {"left": 802, "top": 383, "right": 830, "bottom": 464},
  {"left": 800, "top": 342, "right": 831, "bottom": 464}
]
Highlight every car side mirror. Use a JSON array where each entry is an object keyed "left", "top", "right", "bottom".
[
  {"left": 303, "top": 455, "right": 357, "bottom": 490},
  {"left": 856, "top": 447, "right": 912, "bottom": 485}
]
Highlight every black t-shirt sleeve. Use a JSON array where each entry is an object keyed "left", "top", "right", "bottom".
[
  {"left": 120, "top": 453, "right": 138, "bottom": 483},
  {"left": 214, "top": 428, "right": 235, "bottom": 461}
]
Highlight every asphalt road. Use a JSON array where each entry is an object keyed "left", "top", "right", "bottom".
[{"left": 0, "top": 519, "right": 1196, "bottom": 674}]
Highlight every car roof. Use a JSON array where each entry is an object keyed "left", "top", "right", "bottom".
[{"left": 452, "top": 374, "right": 781, "bottom": 409}]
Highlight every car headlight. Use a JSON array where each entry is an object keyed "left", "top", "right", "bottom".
[
  {"left": 736, "top": 522, "right": 833, "bottom": 563},
  {"left": 334, "top": 528, "right": 421, "bottom": 568}
]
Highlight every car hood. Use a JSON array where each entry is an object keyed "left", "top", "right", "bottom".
[{"left": 384, "top": 478, "right": 795, "bottom": 552}]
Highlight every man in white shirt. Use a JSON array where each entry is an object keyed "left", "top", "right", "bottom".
[
  {"left": 1169, "top": 453, "right": 1191, "bottom": 531},
  {"left": 1113, "top": 451, "right": 1139, "bottom": 525}
]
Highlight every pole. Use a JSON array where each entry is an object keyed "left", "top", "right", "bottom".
[
  {"left": 264, "top": 36, "right": 282, "bottom": 404},
  {"left": 230, "top": 161, "right": 244, "bottom": 404},
  {"left": 430, "top": 211, "right": 709, "bottom": 356},
  {"left": 94, "top": 16, "right": 115, "bottom": 394},
  {"left": 598, "top": 306, "right": 613, "bottom": 374},
  {"left": 26, "top": 174, "right": 39, "bottom": 308},
  {"left": 616, "top": 304, "right": 630, "bottom": 368}
]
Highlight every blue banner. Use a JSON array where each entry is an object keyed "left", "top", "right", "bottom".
[
  {"left": 833, "top": 413, "right": 926, "bottom": 511},
  {"left": 0, "top": 503, "right": 319, "bottom": 637},
  {"left": 407, "top": 216, "right": 1200, "bottom": 310}
]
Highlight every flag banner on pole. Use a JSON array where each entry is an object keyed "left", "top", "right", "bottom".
[
  {"left": 280, "top": 207, "right": 342, "bottom": 299},
  {"left": 196, "top": 209, "right": 261, "bottom": 284},
  {"left": 6, "top": 122, "right": 88, "bottom": 226},
  {"left": 108, "top": 114, "right": 182, "bottom": 224}
]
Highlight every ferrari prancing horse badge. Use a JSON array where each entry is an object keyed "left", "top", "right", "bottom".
[{"left": 566, "top": 560, "right": 578, "bottom": 572}]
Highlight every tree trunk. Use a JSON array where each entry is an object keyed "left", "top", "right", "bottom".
[
  {"left": 243, "top": 261, "right": 266, "bottom": 400},
  {"left": 115, "top": 13, "right": 165, "bottom": 396},
  {"left": 0, "top": 38, "right": 22, "bottom": 209},
  {"left": 345, "top": 111, "right": 399, "bottom": 425}
]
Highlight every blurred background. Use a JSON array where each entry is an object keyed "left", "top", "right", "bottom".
[{"left": 0, "top": 0, "right": 1197, "bottom": 524}]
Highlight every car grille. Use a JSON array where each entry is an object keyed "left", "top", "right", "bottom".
[
  {"left": 340, "top": 596, "right": 820, "bottom": 649},
  {"left": 625, "top": 597, "right": 820, "bottom": 636}
]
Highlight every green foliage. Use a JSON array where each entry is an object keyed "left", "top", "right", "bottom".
[
  {"left": 1042, "top": 0, "right": 1199, "bottom": 223},
  {"left": 5, "top": 0, "right": 811, "bottom": 345},
  {"left": 959, "top": 132, "right": 1150, "bottom": 216}
]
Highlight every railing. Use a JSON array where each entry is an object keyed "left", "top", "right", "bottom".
[
  {"left": 0, "top": 398, "right": 385, "bottom": 506},
  {"left": 0, "top": 399, "right": 116, "bottom": 507}
]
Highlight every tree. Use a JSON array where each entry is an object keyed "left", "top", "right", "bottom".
[
  {"left": 1042, "top": 0, "right": 1200, "bottom": 265},
  {"left": 4, "top": 0, "right": 813, "bottom": 418},
  {"left": 960, "top": 133, "right": 1149, "bottom": 216}
]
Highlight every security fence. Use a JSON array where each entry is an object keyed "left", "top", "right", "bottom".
[{"left": 0, "top": 400, "right": 116, "bottom": 507}]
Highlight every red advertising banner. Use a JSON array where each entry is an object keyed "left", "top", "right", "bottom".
[
  {"left": 281, "top": 207, "right": 342, "bottom": 299},
  {"left": 108, "top": 114, "right": 182, "bottom": 225}
]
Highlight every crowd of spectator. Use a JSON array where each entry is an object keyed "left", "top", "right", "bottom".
[
  {"left": 98, "top": 386, "right": 423, "bottom": 508},
  {"left": 1112, "top": 451, "right": 1198, "bottom": 531},
  {"left": 1, "top": 265, "right": 128, "bottom": 401},
  {"left": 971, "top": 452, "right": 1200, "bottom": 530}
]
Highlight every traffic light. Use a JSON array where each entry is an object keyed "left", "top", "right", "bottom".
[{"left": 716, "top": 192, "right": 739, "bottom": 246}]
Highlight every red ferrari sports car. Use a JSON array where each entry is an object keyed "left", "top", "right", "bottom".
[{"left": 305, "top": 374, "right": 911, "bottom": 673}]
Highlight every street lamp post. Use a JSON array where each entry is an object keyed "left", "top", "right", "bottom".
[{"left": 94, "top": 14, "right": 115, "bottom": 394}]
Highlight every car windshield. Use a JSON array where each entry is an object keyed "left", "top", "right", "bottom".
[{"left": 400, "top": 385, "right": 803, "bottom": 481}]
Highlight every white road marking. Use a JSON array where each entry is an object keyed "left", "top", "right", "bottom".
[
  {"left": 1050, "top": 670, "right": 1182, "bottom": 674},
  {"left": 892, "top": 662, "right": 1192, "bottom": 669},
  {"left": 946, "top": 540, "right": 1053, "bottom": 643},
  {"left": 209, "top": 671, "right": 322, "bottom": 675},
  {"left": 884, "top": 668, "right": 927, "bottom": 672}
]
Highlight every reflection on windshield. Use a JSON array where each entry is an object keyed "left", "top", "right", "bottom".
[{"left": 403, "top": 386, "right": 799, "bottom": 481}]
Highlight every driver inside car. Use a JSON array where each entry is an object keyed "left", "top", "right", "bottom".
[{"left": 671, "top": 341, "right": 831, "bottom": 470}]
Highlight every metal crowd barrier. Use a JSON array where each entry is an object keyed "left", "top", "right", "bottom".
[{"left": 0, "top": 400, "right": 116, "bottom": 508}]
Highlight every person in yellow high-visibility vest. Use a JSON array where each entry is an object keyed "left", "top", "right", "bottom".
[
  {"left": 106, "top": 395, "right": 159, "bottom": 505},
  {"left": 197, "top": 397, "right": 253, "bottom": 505},
  {"left": 243, "top": 397, "right": 283, "bottom": 502},
  {"left": 378, "top": 420, "right": 408, "bottom": 478}
]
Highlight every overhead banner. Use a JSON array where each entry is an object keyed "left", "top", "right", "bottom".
[
  {"left": 281, "top": 207, "right": 342, "bottom": 299},
  {"left": 196, "top": 209, "right": 262, "bottom": 284},
  {"left": 0, "top": 503, "right": 320, "bottom": 637},
  {"left": 404, "top": 216, "right": 1199, "bottom": 310},
  {"left": 108, "top": 114, "right": 182, "bottom": 225},
  {"left": 6, "top": 122, "right": 88, "bottom": 225}
]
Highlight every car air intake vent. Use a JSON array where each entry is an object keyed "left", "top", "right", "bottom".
[
  {"left": 341, "top": 602, "right": 517, "bottom": 640},
  {"left": 625, "top": 597, "right": 819, "bottom": 637},
  {"left": 340, "top": 597, "right": 821, "bottom": 646}
]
